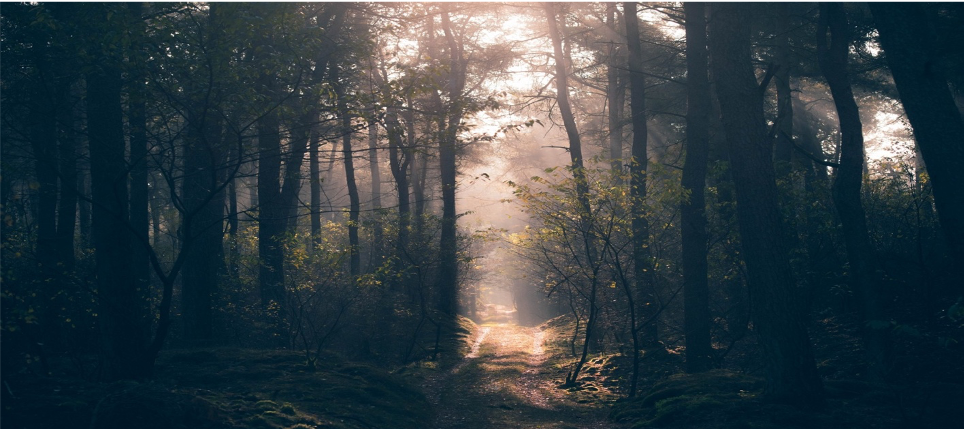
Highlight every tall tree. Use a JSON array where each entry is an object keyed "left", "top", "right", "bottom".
[
  {"left": 624, "top": 1, "right": 658, "bottom": 346},
  {"left": 85, "top": 3, "right": 151, "bottom": 379},
  {"left": 606, "top": 3, "right": 626, "bottom": 179},
  {"left": 545, "top": 2, "right": 600, "bottom": 386},
  {"left": 869, "top": 3, "right": 964, "bottom": 270},
  {"left": 816, "top": 2, "right": 887, "bottom": 380},
  {"left": 681, "top": 2, "right": 713, "bottom": 374},
  {"left": 708, "top": 3, "right": 824, "bottom": 406},
  {"left": 434, "top": 6, "right": 465, "bottom": 317},
  {"left": 335, "top": 66, "right": 362, "bottom": 277}
]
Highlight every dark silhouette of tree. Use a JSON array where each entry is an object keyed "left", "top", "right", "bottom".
[
  {"left": 870, "top": 3, "right": 964, "bottom": 269},
  {"left": 708, "top": 3, "right": 824, "bottom": 407},
  {"left": 681, "top": 1, "right": 713, "bottom": 374}
]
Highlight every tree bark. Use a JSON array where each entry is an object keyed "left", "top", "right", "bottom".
[
  {"left": 625, "top": 1, "right": 659, "bottom": 346},
  {"left": 368, "top": 116, "right": 384, "bottom": 267},
  {"left": 817, "top": 3, "right": 887, "bottom": 380},
  {"left": 86, "top": 11, "right": 151, "bottom": 378},
  {"left": 607, "top": 3, "right": 626, "bottom": 180},
  {"left": 126, "top": 1, "right": 152, "bottom": 343},
  {"left": 708, "top": 3, "right": 824, "bottom": 407},
  {"left": 435, "top": 7, "right": 464, "bottom": 317},
  {"left": 180, "top": 4, "right": 227, "bottom": 344},
  {"left": 336, "top": 71, "right": 361, "bottom": 277},
  {"left": 682, "top": 2, "right": 713, "bottom": 374}
]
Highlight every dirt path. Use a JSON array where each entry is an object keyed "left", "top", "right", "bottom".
[{"left": 424, "top": 322, "right": 625, "bottom": 429}]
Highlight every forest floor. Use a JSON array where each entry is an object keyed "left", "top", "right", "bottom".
[{"left": 419, "top": 305, "right": 628, "bottom": 429}]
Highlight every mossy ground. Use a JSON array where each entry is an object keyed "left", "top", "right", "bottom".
[{"left": 1, "top": 347, "right": 432, "bottom": 429}]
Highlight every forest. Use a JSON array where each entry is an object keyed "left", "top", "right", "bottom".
[{"left": 1, "top": 2, "right": 963, "bottom": 429}]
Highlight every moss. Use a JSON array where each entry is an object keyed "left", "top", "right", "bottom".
[
  {"left": 279, "top": 403, "right": 297, "bottom": 415},
  {"left": 612, "top": 370, "right": 764, "bottom": 428},
  {"left": 256, "top": 400, "right": 280, "bottom": 410}
]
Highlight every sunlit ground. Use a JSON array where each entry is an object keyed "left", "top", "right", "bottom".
[{"left": 425, "top": 306, "right": 624, "bottom": 429}]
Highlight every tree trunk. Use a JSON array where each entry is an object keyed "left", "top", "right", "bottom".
[
  {"left": 682, "top": 2, "right": 713, "bottom": 374},
  {"left": 607, "top": 3, "right": 626, "bottom": 180},
  {"left": 625, "top": 1, "right": 659, "bottom": 346},
  {"left": 870, "top": 3, "right": 964, "bottom": 269},
  {"left": 708, "top": 3, "right": 824, "bottom": 407},
  {"left": 87, "top": 28, "right": 151, "bottom": 379},
  {"left": 180, "top": 4, "right": 227, "bottom": 344},
  {"left": 435, "top": 8, "right": 464, "bottom": 317},
  {"left": 772, "top": 3, "right": 794, "bottom": 176},
  {"left": 816, "top": 3, "right": 888, "bottom": 380},
  {"left": 336, "top": 72, "right": 361, "bottom": 277},
  {"left": 309, "top": 123, "right": 322, "bottom": 247},
  {"left": 368, "top": 116, "right": 383, "bottom": 268},
  {"left": 386, "top": 106, "right": 411, "bottom": 257},
  {"left": 257, "top": 106, "right": 286, "bottom": 312},
  {"left": 127, "top": 1, "right": 152, "bottom": 342}
]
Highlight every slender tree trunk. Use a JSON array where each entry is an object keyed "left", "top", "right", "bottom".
[
  {"left": 773, "top": 3, "right": 794, "bottom": 176},
  {"left": 625, "top": 1, "right": 658, "bottom": 345},
  {"left": 336, "top": 73, "right": 361, "bottom": 277},
  {"left": 368, "top": 117, "right": 383, "bottom": 267},
  {"left": 309, "top": 124, "right": 322, "bottom": 247},
  {"left": 28, "top": 83, "right": 59, "bottom": 276},
  {"left": 386, "top": 106, "right": 411, "bottom": 256},
  {"left": 257, "top": 106, "right": 286, "bottom": 312},
  {"left": 78, "top": 164, "right": 92, "bottom": 249},
  {"left": 607, "top": 3, "right": 625, "bottom": 180},
  {"left": 870, "top": 3, "right": 964, "bottom": 269},
  {"left": 406, "top": 99, "right": 427, "bottom": 237},
  {"left": 817, "top": 3, "right": 888, "bottom": 380},
  {"left": 682, "top": 2, "right": 713, "bottom": 374},
  {"left": 708, "top": 3, "right": 824, "bottom": 407},
  {"left": 127, "top": 2, "right": 152, "bottom": 338},
  {"left": 55, "top": 81, "right": 80, "bottom": 270}
]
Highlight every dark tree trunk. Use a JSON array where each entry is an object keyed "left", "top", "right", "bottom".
[
  {"left": 309, "top": 123, "right": 322, "bottom": 247},
  {"left": 87, "top": 27, "right": 151, "bottom": 379},
  {"left": 0, "top": 155, "right": 10, "bottom": 246},
  {"left": 27, "top": 45, "right": 59, "bottom": 276},
  {"left": 368, "top": 116, "right": 383, "bottom": 267},
  {"left": 682, "top": 2, "right": 713, "bottom": 374},
  {"left": 180, "top": 4, "right": 227, "bottom": 344},
  {"left": 55, "top": 81, "right": 80, "bottom": 270},
  {"left": 708, "top": 3, "right": 824, "bottom": 407},
  {"left": 625, "top": 1, "right": 658, "bottom": 346},
  {"left": 546, "top": 3, "right": 599, "bottom": 385},
  {"left": 386, "top": 106, "right": 411, "bottom": 256},
  {"left": 78, "top": 162, "right": 92, "bottom": 249},
  {"left": 870, "top": 3, "right": 964, "bottom": 268},
  {"left": 180, "top": 114, "right": 225, "bottom": 344},
  {"left": 336, "top": 73, "right": 361, "bottom": 277},
  {"left": 257, "top": 107, "right": 286, "bottom": 312},
  {"left": 817, "top": 3, "right": 888, "bottom": 380},
  {"left": 406, "top": 99, "right": 426, "bottom": 237},
  {"left": 772, "top": 3, "right": 794, "bottom": 176},
  {"left": 607, "top": 3, "right": 626, "bottom": 179},
  {"left": 127, "top": 2, "right": 152, "bottom": 338},
  {"left": 435, "top": 8, "right": 464, "bottom": 317}
]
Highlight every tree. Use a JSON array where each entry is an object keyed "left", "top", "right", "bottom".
[
  {"left": 869, "top": 3, "right": 964, "bottom": 269},
  {"left": 625, "top": 1, "right": 659, "bottom": 348},
  {"left": 708, "top": 3, "right": 824, "bottom": 406},
  {"left": 681, "top": 1, "right": 713, "bottom": 374},
  {"left": 816, "top": 2, "right": 887, "bottom": 380}
]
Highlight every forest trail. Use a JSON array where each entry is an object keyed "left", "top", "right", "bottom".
[{"left": 423, "top": 312, "right": 625, "bottom": 429}]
